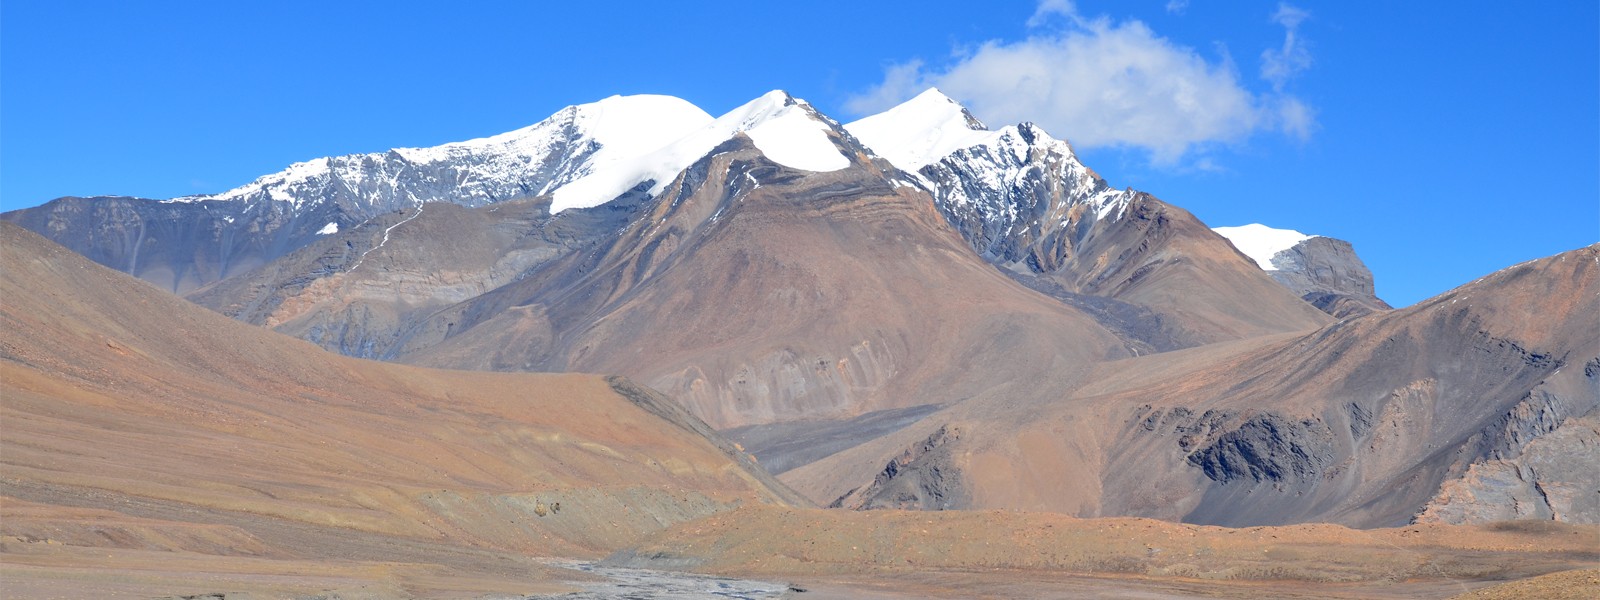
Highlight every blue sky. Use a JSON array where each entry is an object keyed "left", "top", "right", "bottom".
[{"left": 3, "top": 1, "right": 1595, "bottom": 306}]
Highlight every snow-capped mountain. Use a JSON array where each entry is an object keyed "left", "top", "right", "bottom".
[
  {"left": 178, "top": 94, "right": 713, "bottom": 220},
  {"left": 847, "top": 89, "right": 1329, "bottom": 347},
  {"left": 0, "top": 94, "right": 713, "bottom": 292},
  {"left": 8, "top": 86, "right": 1332, "bottom": 344},
  {"left": 183, "top": 91, "right": 878, "bottom": 363},
  {"left": 1215, "top": 223, "right": 1390, "bottom": 317},
  {"left": 848, "top": 88, "right": 1133, "bottom": 265},
  {"left": 6, "top": 82, "right": 1595, "bottom": 541}
]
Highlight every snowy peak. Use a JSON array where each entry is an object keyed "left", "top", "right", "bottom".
[
  {"left": 745, "top": 95, "right": 852, "bottom": 174},
  {"left": 550, "top": 90, "right": 851, "bottom": 214},
  {"left": 171, "top": 94, "right": 714, "bottom": 216},
  {"left": 394, "top": 94, "right": 712, "bottom": 165},
  {"left": 1211, "top": 224, "right": 1317, "bottom": 271},
  {"left": 845, "top": 88, "right": 994, "bottom": 171}
]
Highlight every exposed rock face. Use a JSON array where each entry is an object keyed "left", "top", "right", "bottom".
[
  {"left": 1416, "top": 415, "right": 1600, "bottom": 523},
  {"left": 1415, "top": 358, "right": 1600, "bottom": 524},
  {"left": 830, "top": 425, "right": 968, "bottom": 510},
  {"left": 1183, "top": 413, "right": 1335, "bottom": 486},
  {"left": 1268, "top": 236, "right": 1391, "bottom": 318}
]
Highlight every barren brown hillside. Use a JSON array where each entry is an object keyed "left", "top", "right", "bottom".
[
  {"left": 786, "top": 246, "right": 1599, "bottom": 526},
  {"left": 0, "top": 222, "right": 800, "bottom": 597}
]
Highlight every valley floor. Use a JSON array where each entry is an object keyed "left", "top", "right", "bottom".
[{"left": 5, "top": 505, "right": 1595, "bottom": 600}]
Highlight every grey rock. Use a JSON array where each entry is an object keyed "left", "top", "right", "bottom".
[
  {"left": 1186, "top": 413, "right": 1335, "bottom": 485},
  {"left": 1269, "top": 236, "right": 1391, "bottom": 318}
]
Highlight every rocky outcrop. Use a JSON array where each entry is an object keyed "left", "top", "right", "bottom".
[
  {"left": 1137, "top": 406, "right": 1336, "bottom": 487},
  {"left": 1414, "top": 357, "right": 1600, "bottom": 524},
  {"left": 1268, "top": 236, "right": 1390, "bottom": 318},
  {"left": 829, "top": 425, "right": 968, "bottom": 510},
  {"left": 1186, "top": 414, "right": 1335, "bottom": 486},
  {"left": 1414, "top": 414, "right": 1600, "bottom": 523}
]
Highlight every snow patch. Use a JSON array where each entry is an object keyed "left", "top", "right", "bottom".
[
  {"left": 746, "top": 109, "right": 849, "bottom": 172},
  {"left": 317, "top": 222, "right": 339, "bottom": 235},
  {"left": 1212, "top": 223, "right": 1316, "bottom": 270}
]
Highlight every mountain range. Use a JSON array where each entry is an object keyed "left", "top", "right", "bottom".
[{"left": 4, "top": 88, "right": 1593, "bottom": 535}]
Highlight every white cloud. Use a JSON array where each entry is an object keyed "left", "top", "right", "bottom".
[
  {"left": 842, "top": 61, "right": 926, "bottom": 116},
  {"left": 847, "top": 2, "right": 1316, "bottom": 164},
  {"left": 1274, "top": 95, "right": 1315, "bottom": 141},
  {"left": 1028, "top": 0, "right": 1085, "bottom": 28},
  {"left": 1165, "top": 0, "right": 1190, "bottom": 15},
  {"left": 1261, "top": 3, "right": 1312, "bottom": 91}
]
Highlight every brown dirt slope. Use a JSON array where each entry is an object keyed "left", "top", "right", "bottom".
[{"left": 0, "top": 222, "right": 801, "bottom": 597}]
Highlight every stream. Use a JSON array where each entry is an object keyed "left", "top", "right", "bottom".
[{"left": 525, "top": 560, "right": 793, "bottom": 599}]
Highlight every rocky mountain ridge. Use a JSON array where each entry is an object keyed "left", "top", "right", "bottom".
[{"left": 849, "top": 90, "right": 1332, "bottom": 347}]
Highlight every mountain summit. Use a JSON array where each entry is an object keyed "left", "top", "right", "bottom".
[
  {"left": 845, "top": 88, "right": 991, "bottom": 171},
  {"left": 551, "top": 90, "right": 851, "bottom": 214}
]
